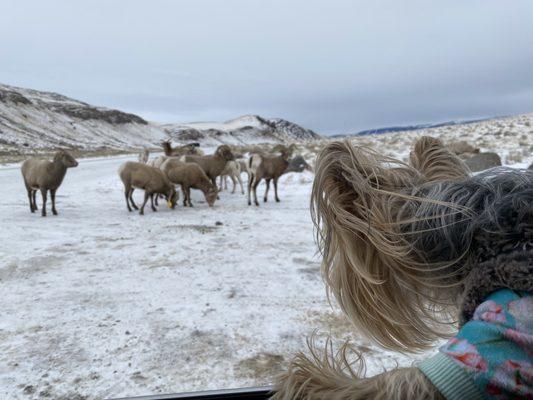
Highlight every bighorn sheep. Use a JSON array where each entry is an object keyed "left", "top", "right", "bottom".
[
  {"left": 138, "top": 148, "right": 150, "bottom": 163},
  {"left": 118, "top": 161, "right": 177, "bottom": 215},
  {"left": 21, "top": 150, "right": 79, "bottom": 216},
  {"left": 218, "top": 160, "right": 244, "bottom": 194},
  {"left": 247, "top": 144, "right": 295, "bottom": 206},
  {"left": 161, "top": 158, "right": 218, "bottom": 207},
  {"left": 182, "top": 145, "right": 234, "bottom": 188}
]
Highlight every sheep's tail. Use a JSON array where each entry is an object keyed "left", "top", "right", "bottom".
[
  {"left": 273, "top": 337, "right": 442, "bottom": 400},
  {"left": 249, "top": 154, "right": 262, "bottom": 176}
]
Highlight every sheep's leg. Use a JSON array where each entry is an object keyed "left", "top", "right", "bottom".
[
  {"left": 139, "top": 192, "right": 150, "bottom": 215},
  {"left": 124, "top": 188, "right": 132, "bottom": 212},
  {"left": 237, "top": 173, "right": 244, "bottom": 195},
  {"left": 230, "top": 175, "right": 237, "bottom": 194},
  {"left": 26, "top": 187, "right": 34, "bottom": 213},
  {"left": 32, "top": 190, "right": 38, "bottom": 211},
  {"left": 40, "top": 189, "right": 47, "bottom": 217},
  {"left": 247, "top": 174, "right": 254, "bottom": 206},
  {"left": 129, "top": 189, "right": 139, "bottom": 210},
  {"left": 212, "top": 177, "right": 220, "bottom": 199},
  {"left": 264, "top": 179, "right": 271, "bottom": 202},
  {"left": 150, "top": 194, "right": 157, "bottom": 212},
  {"left": 187, "top": 187, "right": 193, "bottom": 207},
  {"left": 253, "top": 178, "right": 261, "bottom": 206},
  {"left": 274, "top": 178, "right": 280, "bottom": 202},
  {"left": 50, "top": 188, "right": 58, "bottom": 215},
  {"left": 181, "top": 186, "right": 188, "bottom": 207}
]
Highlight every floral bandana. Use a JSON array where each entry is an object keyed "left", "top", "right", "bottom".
[{"left": 440, "top": 290, "right": 532, "bottom": 399}]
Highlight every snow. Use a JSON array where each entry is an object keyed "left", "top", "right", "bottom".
[
  {"left": 0, "top": 155, "right": 422, "bottom": 400},
  {"left": 169, "top": 115, "right": 266, "bottom": 132}
]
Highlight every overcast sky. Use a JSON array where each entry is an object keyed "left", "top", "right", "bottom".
[{"left": 1, "top": 1, "right": 533, "bottom": 134}]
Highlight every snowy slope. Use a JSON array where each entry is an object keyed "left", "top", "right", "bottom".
[
  {"left": 347, "top": 113, "right": 533, "bottom": 166},
  {"left": 162, "top": 115, "right": 321, "bottom": 146},
  {"left": 0, "top": 83, "right": 167, "bottom": 154}
]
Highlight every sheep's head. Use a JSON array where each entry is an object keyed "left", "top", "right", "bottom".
[
  {"left": 166, "top": 188, "right": 178, "bottom": 209},
  {"left": 216, "top": 145, "right": 234, "bottom": 161},
  {"left": 55, "top": 150, "right": 78, "bottom": 168},
  {"left": 282, "top": 146, "right": 294, "bottom": 160},
  {"left": 205, "top": 186, "right": 218, "bottom": 207}
]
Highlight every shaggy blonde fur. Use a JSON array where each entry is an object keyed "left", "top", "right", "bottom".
[
  {"left": 273, "top": 136, "right": 472, "bottom": 399},
  {"left": 274, "top": 338, "right": 443, "bottom": 400}
]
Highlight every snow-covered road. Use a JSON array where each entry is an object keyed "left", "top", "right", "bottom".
[{"left": 0, "top": 155, "right": 421, "bottom": 399}]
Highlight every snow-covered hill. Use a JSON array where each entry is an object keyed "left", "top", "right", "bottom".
[
  {"left": 162, "top": 115, "right": 321, "bottom": 146},
  {"left": 347, "top": 113, "right": 533, "bottom": 167},
  {"left": 0, "top": 84, "right": 321, "bottom": 156},
  {"left": 0, "top": 83, "right": 167, "bottom": 154}
]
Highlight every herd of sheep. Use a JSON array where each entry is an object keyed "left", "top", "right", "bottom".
[{"left": 20, "top": 141, "right": 312, "bottom": 216}]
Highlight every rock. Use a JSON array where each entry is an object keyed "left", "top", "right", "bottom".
[
  {"left": 52, "top": 104, "right": 147, "bottom": 125},
  {"left": 0, "top": 88, "right": 32, "bottom": 105},
  {"left": 215, "top": 221, "right": 223, "bottom": 226},
  {"left": 286, "top": 155, "right": 312, "bottom": 173},
  {"left": 528, "top": 163, "right": 533, "bottom": 170},
  {"left": 464, "top": 152, "right": 502, "bottom": 172},
  {"left": 447, "top": 140, "right": 478, "bottom": 155}
]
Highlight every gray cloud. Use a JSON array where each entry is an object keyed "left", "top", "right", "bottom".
[{"left": 1, "top": 0, "right": 532, "bottom": 134}]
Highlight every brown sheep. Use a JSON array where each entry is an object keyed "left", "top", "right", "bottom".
[
  {"left": 21, "top": 150, "right": 79, "bottom": 217},
  {"left": 118, "top": 161, "right": 178, "bottom": 215},
  {"left": 247, "top": 144, "right": 294, "bottom": 206},
  {"left": 182, "top": 145, "right": 234, "bottom": 198},
  {"left": 161, "top": 158, "right": 218, "bottom": 207}
]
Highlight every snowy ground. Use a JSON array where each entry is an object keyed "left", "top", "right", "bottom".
[{"left": 0, "top": 154, "right": 423, "bottom": 400}]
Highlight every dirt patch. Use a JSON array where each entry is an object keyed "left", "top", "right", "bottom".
[
  {"left": 305, "top": 310, "right": 355, "bottom": 338},
  {"left": 234, "top": 352, "right": 285, "bottom": 380}
]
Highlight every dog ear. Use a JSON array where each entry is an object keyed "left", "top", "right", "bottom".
[
  {"left": 311, "top": 140, "right": 452, "bottom": 352},
  {"left": 409, "top": 136, "right": 470, "bottom": 182}
]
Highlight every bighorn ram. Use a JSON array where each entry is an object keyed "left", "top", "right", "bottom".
[
  {"left": 161, "top": 158, "right": 218, "bottom": 207},
  {"left": 247, "top": 144, "right": 295, "bottom": 206},
  {"left": 181, "top": 145, "right": 234, "bottom": 188},
  {"left": 21, "top": 150, "right": 79, "bottom": 216},
  {"left": 118, "top": 161, "right": 177, "bottom": 215}
]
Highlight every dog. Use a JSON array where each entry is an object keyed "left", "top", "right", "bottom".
[{"left": 273, "top": 136, "right": 533, "bottom": 399}]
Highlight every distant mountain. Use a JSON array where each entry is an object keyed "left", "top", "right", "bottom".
[
  {"left": 335, "top": 117, "right": 495, "bottom": 138},
  {"left": 0, "top": 83, "right": 321, "bottom": 154},
  {"left": 162, "top": 115, "right": 321, "bottom": 146}
]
